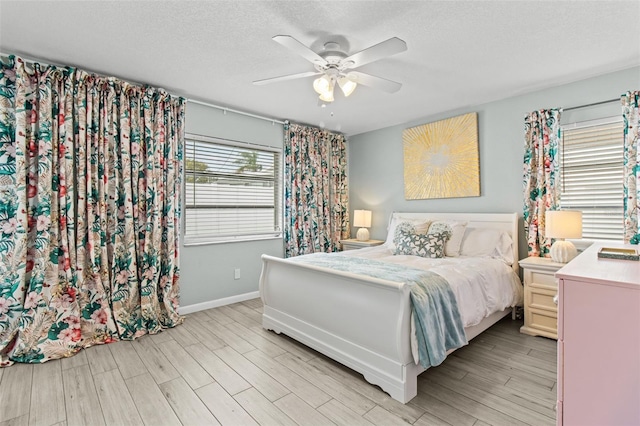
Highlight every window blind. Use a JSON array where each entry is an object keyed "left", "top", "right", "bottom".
[
  {"left": 184, "top": 135, "right": 282, "bottom": 243},
  {"left": 560, "top": 118, "right": 624, "bottom": 241}
]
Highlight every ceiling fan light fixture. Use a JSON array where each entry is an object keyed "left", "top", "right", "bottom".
[
  {"left": 318, "top": 89, "right": 334, "bottom": 102},
  {"left": 338, "top": 76, "right": 357, "bottom": 97},
  {"left": 313, "top": 75, "right": 331, "bottom": 95},
  {"left": 256, "top": 35, "right": 406, "bottom": 101}
]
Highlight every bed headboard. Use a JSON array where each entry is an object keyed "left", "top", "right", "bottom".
[{"left": 389, "top": 212, "right": 519, "bottom": 274}]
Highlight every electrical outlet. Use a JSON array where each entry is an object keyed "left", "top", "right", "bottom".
[{"left": 234, "top": 268, "right": 241, "bottom": 280}]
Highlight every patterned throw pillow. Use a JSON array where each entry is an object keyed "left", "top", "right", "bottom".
[
  {"left": 428, "top": 221, "right": 467, "bottom": 257},
  {"left": 427, "top": 222, "right": 452, "bottom": 236},
  {"left": 394, "top": 222, "right": 452, "bottom": 258},
  {"left": 393, "top": 221, "right": 418, "bottom": 251}
]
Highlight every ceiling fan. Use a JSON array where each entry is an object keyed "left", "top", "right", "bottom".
[{"left": 253, "top": 35, "right": 407, "bottom": 103}]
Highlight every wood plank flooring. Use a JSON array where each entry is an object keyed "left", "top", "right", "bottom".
[{"left": 0, "top": 299, "right": 557, "bottom": 426}]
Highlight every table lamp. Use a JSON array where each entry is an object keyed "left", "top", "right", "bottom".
[
  {"left": 353, "top": 210, "right": 372, "bottom": 241},
  {"left": 545, "top": 210, "right": 582, "bottom": 263}
]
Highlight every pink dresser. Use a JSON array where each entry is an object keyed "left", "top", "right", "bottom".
[{"left": 555, "top": 243, "right": 640, "bottom": 426}]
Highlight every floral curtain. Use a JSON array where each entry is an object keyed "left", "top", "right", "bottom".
[
  {"left": 0, "top": 56, "right": 184, "bottom": 365},
  {"left": 284, "top": 123, "right": 349, "bottom": 257},
  {"left": 523, "top": 108, "right": 561, "bottom": 257},
  {"left": 622, "top": 91, "right": 640, "bottom": 243}
]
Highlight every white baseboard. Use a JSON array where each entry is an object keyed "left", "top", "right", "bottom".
[{"left": 179, "top": 291, "right": 260, "bottom": 315}]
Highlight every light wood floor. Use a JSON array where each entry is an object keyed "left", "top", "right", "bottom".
[{"left": 0, "top": 299, "right": 557, "bottom": 426}]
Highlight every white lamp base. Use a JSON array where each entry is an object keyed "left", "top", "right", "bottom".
[
  {"left": 356, "top": 228, "right": 370, "bottom": 241},
  {"left": 550, "top": 240, "right": 577, "bottom": 263}
]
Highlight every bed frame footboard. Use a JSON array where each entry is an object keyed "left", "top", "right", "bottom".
[
  {"left": 259, "top": 254, "right": 421, "bottom": 403},
  {"left": 259, "top": 253, "right": 513, "bottom": 403}
]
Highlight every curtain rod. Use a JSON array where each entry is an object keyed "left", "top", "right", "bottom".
[
  {"left": 187, "top": 99, "right": 285, "bottom": 125},
  {"left": 0, "top": 51, "right": 286, "bottom": 126},
  {"left": 562, "top": 98, "right": 619, "bottom": 112}
]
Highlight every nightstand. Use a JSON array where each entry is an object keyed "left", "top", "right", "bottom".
[
  {"left": 339, "top": 239, "right": 384, "bottom": 251},
  {"left": 518, "top": 256, "right": 566, "bottom": 339}
]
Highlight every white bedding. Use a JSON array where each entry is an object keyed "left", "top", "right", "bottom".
[
  {"left": 339, "top": 245, "right": 523, "bottom": 364},
  {"left": 339, "top": 245, "right": 523, "bottom": 329}
]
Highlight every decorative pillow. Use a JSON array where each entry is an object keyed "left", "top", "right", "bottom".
[
  {"left": 385, "top": 216, "right": 431, "bottom": 248},
  {"left": 428, "top": 222, "right": 452, "bottom": 236},
  {"left": 393, "top": 221, "right": 420, "bottom": 251},
  {"left": 428, "top": 220, "right": 467, "bottom": 257},
  {"left": 394, "top": 224, "right": 451, "bottom": 258}
]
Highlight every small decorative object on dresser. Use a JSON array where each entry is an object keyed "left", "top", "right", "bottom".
[
  {"left": 597, "top": 246, "right": 639, "bottom": 261},
  {"left": 339, "top": 238, "right": 384, "bottom": 251},
  {"left": 518, "top": 256, "right": 565, "bottom": 339}
]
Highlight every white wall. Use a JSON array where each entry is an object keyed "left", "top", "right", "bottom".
[
  {"left": 347, "top": 66, "right": 639, "bottom": 260},
  {"left": 179, "top": 102, "right": 284, "bottom": 309}
]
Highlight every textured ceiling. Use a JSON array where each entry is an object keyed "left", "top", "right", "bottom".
[{"left": 1, "top": 1, "right": 639, "bottom": 136}]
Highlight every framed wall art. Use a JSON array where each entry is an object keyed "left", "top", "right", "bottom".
[{"left": 402, "top": 112, "right": 480, "bottom": 200}]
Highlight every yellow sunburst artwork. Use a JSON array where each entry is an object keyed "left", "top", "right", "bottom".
[{"left": 403, "top": 112, "right": 480, "bottom": 200}]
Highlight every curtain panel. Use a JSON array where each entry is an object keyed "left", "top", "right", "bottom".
[
  {"left": 284, "top": 123, "right": 349, "bottom": 257},
  {"left": 0, "top": 56, "right": 184, "bottom": 365},
  {"left": 523, "top": 108, "right": 561, "bottom": 257},
  {"left": 622, "top": 91, "right": 640, "bottom": 243}
]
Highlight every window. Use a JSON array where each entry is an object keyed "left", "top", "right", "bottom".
[
  {"left": 183, "top": 134, "right": 282, "bottom": 244},
  {"left": 560, "top": 117, "right": 624, "bottom": 241}
]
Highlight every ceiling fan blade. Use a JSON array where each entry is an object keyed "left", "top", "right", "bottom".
[
  {"left": 343, "top": 37, "right": 407, "bottom": 69},
  {"left": 272, "top": 35, "right": 328, "bottom": 66},
  {"left": 253, "top": 71, "right": 322, "bottom": 86},
  {"left": 348, "top": 71, "right": 402, "bottom": 93}
]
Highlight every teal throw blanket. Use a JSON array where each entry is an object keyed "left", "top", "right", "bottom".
[{"left": 290, "top": 253, "right": 468, "bottom": 368}]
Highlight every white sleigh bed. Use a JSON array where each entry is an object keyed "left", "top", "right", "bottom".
[{"left": 259, "top": 212, "right": 523, "bottom": 403}]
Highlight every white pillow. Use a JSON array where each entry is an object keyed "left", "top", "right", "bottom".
[
  {"left": 494, "top": 232, "right": 515, "bottom": 265},
  {"left": 385, "top": 216, "right": 431, "bottom": 248},
  {"left": 428, "top": 220, "right": 467, "bottom": 257},
  {"left": 460, "top": 227, "right": 514, "bottom": 264}
]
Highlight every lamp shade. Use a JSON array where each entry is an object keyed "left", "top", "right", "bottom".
[
  {"left": 353, "top": 210, "right": 372, "bottom": 228},
  {"left": 318, "top": 89, "right": 334, "bottom": 102},
  {"left": 546, "top": 210, "right": 582, "bottom": 239},
  {"left": 338, "top": 76, "right": 357, "bottom": 97},
  {"left": 313, "top": 75, "right": 331, "bottom": 95}
]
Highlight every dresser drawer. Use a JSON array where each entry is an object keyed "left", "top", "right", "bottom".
[
  {"left": 529, "top": 308, "right": 558, "bottom": 337},
  {"left": 339, "top": 239, "right": 384, "bottom": 251},
  {"left": 529, "top": 288, "right": 557, "bottom": 312},
  {"left": 529, "top": 270, "right": 557, "bottom": 287},
  {"left": 518, "top": 257, "right": 563, "bottom": 340}
]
